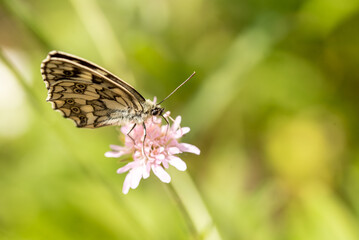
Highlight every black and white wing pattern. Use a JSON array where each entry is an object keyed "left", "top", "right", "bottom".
[{"left": 41, "top": 51, "right": 146, "bottom": 128}]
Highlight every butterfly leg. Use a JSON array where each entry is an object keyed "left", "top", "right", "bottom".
[
  {"left": 161, "top": 115, "right": 170, "bottom": 139},
  {"left": 127, "top": 123, "right": 137, "bottom": 144},
  {"left": 142, "top": 122, "right": 148, "bottom": 158}
]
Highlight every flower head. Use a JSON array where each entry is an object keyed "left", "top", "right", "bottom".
[{"left": 105, "top": 112, "right": 200, "bottom": 194}]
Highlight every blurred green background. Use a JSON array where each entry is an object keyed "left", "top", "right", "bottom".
[{"left": 1, "top": 0, "right": 359, "bottom": 239}]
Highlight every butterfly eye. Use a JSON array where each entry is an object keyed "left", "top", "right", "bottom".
[
  {"left": 151, "top": 109, "right": 158, "bottom": 115},
  {"left": 65, "top": 99, "right": 75, "bottom": 105},
  {"left": 75, "top": 84, "right": 86, "bottom": 89},
  {"left": 151, "top": 108, "right": 163, "bottom": 116},
  {"left": 71, "top": 106, "right": 81, "bottom": 114},
  {"left": 74, "top": 88, "right": 84, "bottom": 94}
]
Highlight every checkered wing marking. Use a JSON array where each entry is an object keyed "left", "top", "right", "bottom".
[{"left": 41, "top": 51, "right": 146, "bottom": 128}]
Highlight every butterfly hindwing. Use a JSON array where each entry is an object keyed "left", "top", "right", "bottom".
[{"left": 41, "top": 51, "right": 146, "bottom": 128}]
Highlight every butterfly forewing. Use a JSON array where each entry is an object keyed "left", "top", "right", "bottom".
[{"left": 41, "top": 51, "right": 147, "bottom": 128}]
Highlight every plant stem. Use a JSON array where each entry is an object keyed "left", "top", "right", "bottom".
[
  {"left": 166, "top": 170, "right": 222, "bottom": 240},
  {"left": 166, "top": 182, "right": 198, "bottom": 239}
]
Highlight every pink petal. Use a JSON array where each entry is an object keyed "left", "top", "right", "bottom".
[
  {"left": 168, "top": 147, "right": 181, "bottom": 154},
  {"left": 162, "top": 160, "right": 169, "bottom": 169},
  {"left": 180, "top": 127, "right": 190, "bottom": 135},
  {"left": 122, "top": 173, "right": 132, "bottom": 194},
  {"left": 155, "top": 154, "right": 165, "bottom": 161},
  {"left": 122, "top": 164, "right": 144, "bottom": 194},
  {"left": 105, "top": 151, "right": 124, "bottom": 158},
  {"left": 163, "top": 111, "right": 171, "bottom": 118},
  {"left": 178, "top": 143, "right": 200, "bottom": 155},
  {"left": 152, "top": 165, "right": 171, "bottom": 183},
  {"left": 133, "top": 151, "right": 142, "bottom": 160},
  {"left": 117, "top": 162, "right": 137, "bottom": 174},
  {"left": 130, "top": 167, "right": 143, "bottom": 189},
  {"left": 121, "top": 126, "right": 131, "bottom": 135},
  {"left": 174, "top": 127, "right": 190, "bottom": 138},
  {"left": 144, "top": 162, "right": 151, "bottom": 179},
  {"left": 124, "top": 138, "right": 135, "bottom": 147},
  {"left": 109, "top": 145, "right": 123, "bottom": 151},
  {"left": 168, "top": 156, "right": 187, "bottom": 171},
  {"left": 161, "top": 124, "right": 170, "bottom": 134},
  {"left": 142, "top": 165, "right": 150, "bottom": 179},
  {"left": 153, "top": 116, "right": 162, "bottom": 124},
  {"left": 109, "top": 112, "right": 200, "bottom": 194},
  {"left": 171, "top": 116, "right": 182, "bottom": 131}
]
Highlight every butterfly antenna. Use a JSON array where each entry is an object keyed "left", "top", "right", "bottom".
[{"left": 157, "top": 71, "right": 196, "bottom": 105}]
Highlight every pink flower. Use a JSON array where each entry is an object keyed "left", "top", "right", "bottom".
[{"left": 105, "top": 112, "right": 200, "bottom": 194}]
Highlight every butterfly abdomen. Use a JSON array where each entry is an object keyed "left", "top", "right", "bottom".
[
  {"left": 94, "top": 99, "right": 157, "bottom": 127},
  {"left": 106, "top": 109, "right": 151, "bottom": 125}
]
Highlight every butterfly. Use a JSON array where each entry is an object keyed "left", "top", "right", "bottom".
[{"left": 41, "top": 51, "right": 195, "bottom": 141}]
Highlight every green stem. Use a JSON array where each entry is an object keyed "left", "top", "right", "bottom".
[
  {"left": 166, "top": 182, "right": 198, "bottom": 239},
  {"left": 167, "top": 170, "right": 222, "bottom": 240}
]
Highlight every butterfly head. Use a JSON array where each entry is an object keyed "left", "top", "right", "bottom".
[{"left": 151, "top": 106, "right": 164, "bottom": 116}]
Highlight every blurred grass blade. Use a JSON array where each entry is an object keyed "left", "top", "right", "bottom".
[
  {"left": 69, "top": 0, "right": 134, "bottom": 82},
  {"left": 299, "top": 0, "right": 359, "bottom": 36},
  {"left": 169, "top": 170, "right": 223, "bottom": 240},
  {"left": 0, "top": 48, "right": 44, "bottom": 113},
  {"left": 184, "top": 15, "right": 288, "bottom": 135},
  {"left": 0, "top": 0, "right": 53, "bottom": 50}
]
